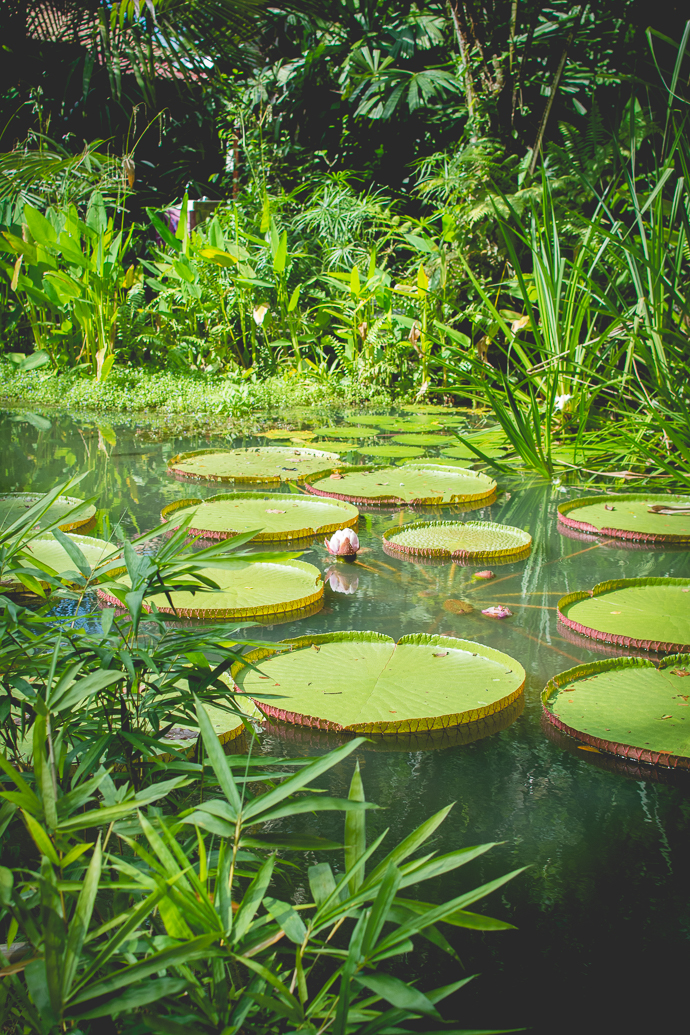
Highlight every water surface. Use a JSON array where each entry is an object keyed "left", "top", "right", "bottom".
[{"left": 2, "top": 409, "right": 689, "bottom": 1034}]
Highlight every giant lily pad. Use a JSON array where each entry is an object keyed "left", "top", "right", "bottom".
[
  {"left": 558, "top": 577, "right": 690, "bottom": 652},
  {"left": 359, "top": 444, "right": 426, "bottom": 459},
  {"left": 161, "top": 492, "right": 359, "bottom": 542},
  {"left": 232, "top": 631, "right": 525, "bottom": 735},
  {"left": 0, "top": 493, "right": 96, "bottom": 533},
  {"left": 305, "top": 464, "right": 496, "bottom": 506},
  {"left": 383, "top": 520, "right": 531, "bottom": 563},
  {"left": 5, "top": 534, "right": 118, "bottom": 590},
  {"left": 167, "top": 447, "right": 341, "bottom": 484},
  {"left": 311, "top": 426, "right": 380, "bottom": 438},
  {"left": 102, "top": 558, "right": 324, "bottom": 620},
  {"left": 391, "top": 433, "right": 453, "bottom": 446},
  {"left": 558, "top": 494, "right": 690, "bottom": 542},
  {"left": 542, "top": 654, "right": 690, "bottom": 769}
]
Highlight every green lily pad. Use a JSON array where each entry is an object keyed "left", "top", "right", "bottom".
[
  {"left": 161, "top": 492, "right": 359, "bottom": 542},
  {"left": 306, "top": 464, "right": 497, "bottom": 506},
  {"left": 309, "top": 441, "right": 361, "bottom": 452},
  {"left": 391, "top": 434, "right": 454, "bottom": 446},
  {"left": 102, "top": 558, "right": 324, "bottom": 620},
  {"left": 341, "top": 415, "right": 391, "bottom": 426},
  {"left": 383, "top": 520, "right": 531, "bottom": 562},
  {"left": 542, "top": 654, "right": 690, "bottom": 769},
  {"left": 558, "top": 494, "right": 690, "bottom": 542},
  {"left": 442, "top": 445, "right": 507, "bottom": 460},
  {"left": 359, "top": 444, "right": 426, "bottom": 459},
  {"left": 157, "top": 693, "right": 262, "bottom": 755},
  {"left": 311, "top": 426, "right": 380, "bottom": 438},
  {"left": 233, "top": 631, "right": 525, "bottom": 735},
  {"left": 558, "top": 577, "right": 690, "bottom": 652},
  {"left": 5, "top": 534, "right": 118, "bottom": 590},
  {"left": 168, "top": 447, "right": 342, "bottom": 484},
  {"left": 421, "top": 457, "right": 478, "bottom": 469},
  {"left": 0, "top": 493, "right": 96, "bottom": 534}
]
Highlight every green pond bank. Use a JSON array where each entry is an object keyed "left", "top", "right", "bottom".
[{"left": 0, "top": 362, "right": 398, "bottom": 431}]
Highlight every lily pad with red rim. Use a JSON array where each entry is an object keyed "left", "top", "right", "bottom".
[
  {"left": 232, "top": 630, "right": 525, "bottom": 735},
  {"left": 558, "top": 577, "right": 690, "bottom": 652},
  {"left": 4, "top": 534, "right": 119, "bottom": 591},
  {"left": 558, "top": 493, "right": 690, "bottom": 542},
  {"left": 542, "top": 654, "right": 690, "bottom": 769},
  {"left": 161, "top": 492, "right": 359, "bottom": 542},
  {"left": 0, "top": 493, "right": 97, "bottom": 533},
  {"left": 304, "top": 464, "right": 497, "bottom": 506},
  {"left": 382, "top": 519, "right": 531, "bottom": 563},
  {"left": 100, "top": 558, "right": 324, "bottom": 620},
  {"left": 167, "top": 447, "right": 342, "bottom": 484}
]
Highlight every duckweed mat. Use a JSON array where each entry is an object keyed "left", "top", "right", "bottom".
[
  {"left": 542, "top": 654, "right": 690, "bottom": 769},
  {"left": 161, "top": 492, "right": 359, "bottom": 542},
  {"left": 558, "top": 577, "right": 690, "bottom": 652},
  {"left": 231, "top": 630, "right": 525, "bottom": 735}
]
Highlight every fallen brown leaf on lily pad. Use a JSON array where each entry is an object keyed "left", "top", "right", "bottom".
[
  {"left": 672, "top": 669, "right": 690, "bottom": 677},
  {"left": 443, "top": 598, "right": 474, "bottom": 614},
  {"left": 433, "top": 651, "right": 450, "bottom": 657},
  {"left": 266, "top": 509, "right": 286, "bottom": 514},
  {"left": 330, "top": 473, "right": 344, "bottom": 480},
  {"left": 604, "top": 504, "right": 615, "bottom": 511}
]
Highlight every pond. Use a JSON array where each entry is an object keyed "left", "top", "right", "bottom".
[{"left": 2, "top": 407, "right": 689, "bottom": 1034}]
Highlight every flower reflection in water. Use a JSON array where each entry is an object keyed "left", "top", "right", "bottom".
[{"left": 324, "top": 564, "right": 359, "bottom": 595}]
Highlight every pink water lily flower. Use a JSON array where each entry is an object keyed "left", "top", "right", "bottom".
[
  {"left": 473, "top": 570, "right": 495, "bottom": 580},
  {"left": 482, "top": 605, "right": 512, "bottom": 619},
  {"left": 324, "top": 527, "right": 359, "bottom": 556}
]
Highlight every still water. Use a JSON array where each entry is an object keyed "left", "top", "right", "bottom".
[{"left": 3, "top": 408, "right": 690, "bottom": 1034}]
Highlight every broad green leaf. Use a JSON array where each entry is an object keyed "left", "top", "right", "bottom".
[
  {"left": 364, "top": 803, "right": 454, "bottom": 889},
  {"left": 72, "top": 977, "right": 188, "bottom": 1020},
  {"left": 264, "top": 897, "right": 307, "bottom": 944},
  {"left": 345, "top": 762, "right": 366, "bottom": 896},
  {"left": 23, "top": 205, "right": 57, "bottom": 248},
  {"left": 69, "top": 935, "right": 216, "bottom": 1005},
  {"left": 308, "top": 862, "right": 337, "bottom": 907},
  {"left": 235, "top": 633, "right": 524, "bottom": 734},
  {"left": 22, "top": 811, "right": 59, "bottom": 865},
  {"left": 195, "top": 698, "right": 242, "bottom": 813},
  {"left": 62, "top": 837, "right": 101, "bottom": 997},
  {"left": 360, "top": 444, "right": 426, "bottom": 459},
  {"left": 241, "top": 737, "right": 363, "bottom": 821},
  {"left": 233, "top": 854, "right": 276, "bottom": 943},
  {"left": 355, "top": 972, "right": 440, "bottom": 1017}
]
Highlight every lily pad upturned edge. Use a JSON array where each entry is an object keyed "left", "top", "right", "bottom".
[
  {"left": 230, "top": 630, "right": 525, "bottom": 736},
  {"left": 167, "top": 447, "right": 342, "bottom": 484},
  {"left": 303, "top": 464, "right": 497, "bottom": 506},
  {"left": 558, "top": 494, "right": 690, "bottom": 542},
  {"left": 160, "top": 492, "right": 359, "bottom": 542},
  {"left": 558, "top": 577, "right": 690, "bottom": 653},
  {"left": 382, "top": 519, "right": 532, "bottom": 563},
  {"left": 0, "top": 493, "right": 97, "bottom": 534},
  {"left": 542, "top": 654, "right": 690, "bottom": 770}
]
